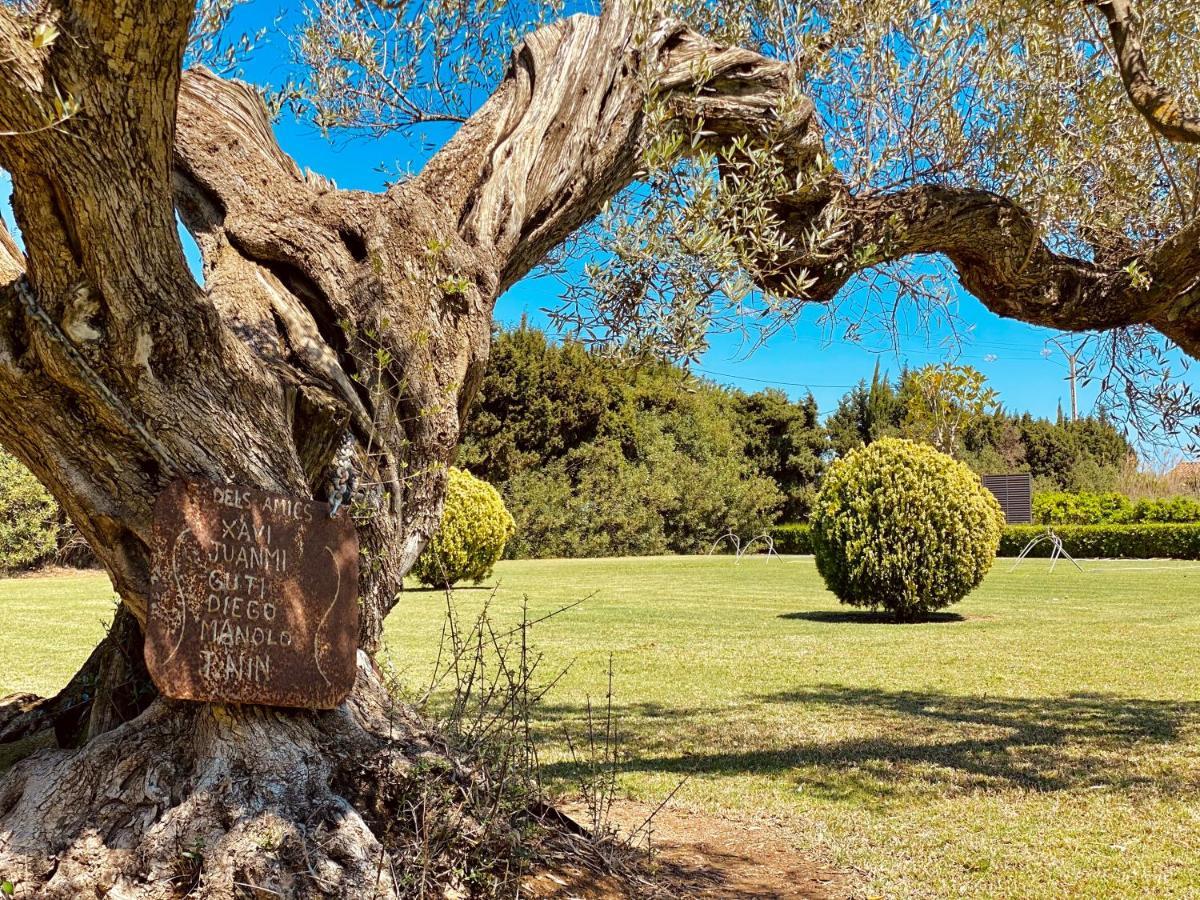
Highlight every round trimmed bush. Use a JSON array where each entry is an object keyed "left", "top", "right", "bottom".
[
  {"left": 811, "top": 438, "right": 1004, "bottom": 621},
  {"left": 412, "top": 468, "right": 516, "bottom": 588},
  {"left": 0, "top": 450, "right": 60, "bottom": 572}
]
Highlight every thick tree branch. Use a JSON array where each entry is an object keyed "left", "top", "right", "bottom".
[
  {"left": 416, "top": 3, "right": 821, "bottom": 295},
  {"left": 1091, "top": 0, "right": 1200, "bottom": 144},
  {"left": 415, "top": 3, "right": 1200, "bottom": 362},
  {"left": 0, "top": 220, "right": 22, "bottom": 286},
  {"left": 764, "top": 184, "right": 1200, "bottom": 356},
  {"left": 0, "top": 0, "right": 210, "bottom": 352}
]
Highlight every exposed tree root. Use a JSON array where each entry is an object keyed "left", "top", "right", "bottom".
[{"left": 0, "top": 654, "right": 564, "bottom": 898}]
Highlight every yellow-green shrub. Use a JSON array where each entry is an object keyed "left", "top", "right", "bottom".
[
  {"left": 411, "top": 468, "right": 515, "bottom": 587},
  {"left": 811, "top": 438, "right": 1004, "bottom": 621},
  {"left": 0, "top": 450, "right": 59, "bottom": 572}
]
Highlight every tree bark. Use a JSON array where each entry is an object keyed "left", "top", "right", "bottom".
[
  {"left": 3, "top": 0, "right": 1200, "bottom": 894},
  {"left": 0, "top": 1, "right": 497, "bottom": 891},
  {"left": 0, "top": 654, "right": 474, "bottom": 898}
]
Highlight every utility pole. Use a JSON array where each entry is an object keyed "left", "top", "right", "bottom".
[
  {"left": 1065, "top": 348, "right": 1080, "bottom": 423},
  {"left": 1046, "top": 336, "right": 1090, "bottom": 422}
]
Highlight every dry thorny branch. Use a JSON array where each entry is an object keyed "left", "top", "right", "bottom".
[{"left": 375, "top": 580, "right": 687, "bottom": 893}]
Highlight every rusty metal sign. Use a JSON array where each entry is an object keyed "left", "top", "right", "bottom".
[{"left": 146, "top": 479, "right": 359, "bottom": 709}]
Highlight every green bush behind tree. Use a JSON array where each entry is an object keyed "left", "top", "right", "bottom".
[
  {"left": 1000, "top": 524, "right": 1200, "bottom": 559},
  {"left": 459, "top": 323, "right": 819, "bottom": 557},
  {"left": 0, "top": 450, "right": 59, "bottom": 572},
  {"left": 1034, "top": 491, "right": 1200, "bottom": 525},
  {"left": 826, "top": 361, "right": 1134, "bottom": 491},
  {"left": 774, "top": 522, "right": 1200, "bottom": 560},
  {"left": 410, "top": 468, "right": 516, "bottom": 587}
]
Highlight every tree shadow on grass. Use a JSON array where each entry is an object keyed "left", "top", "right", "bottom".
[
  {"left": 779, "top": 609, "right": 966, "bottom": 624},
  {"left": 401, "top": 584, "right": 495, "bottom": 593},
  {"left": 534, "top": 699, "right": 725, "bottom": 727},
  {"left": 538, "top": 686, "right": 1200, "bottom": 799}
]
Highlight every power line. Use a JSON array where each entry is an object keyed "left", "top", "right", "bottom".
[
  {"left": 698, "top": 335, "right": 1069, "bottom": 393},
  {"left": 771, "top": 328, "right": 1072, "bottom": 358},
  {"left": 852, "top": 343, "right": 1050, "bottom": 362},
  {"left": 695, "top": 367, "right": 856, "bottom": 390}
]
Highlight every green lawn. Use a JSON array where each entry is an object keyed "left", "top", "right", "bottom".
[{"left": 3, "top": 557, "right": 1200, "bottom": 898}]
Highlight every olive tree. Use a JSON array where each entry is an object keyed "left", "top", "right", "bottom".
[{"left": 0, "top": 0, "right": 1198, "bottom": 893}]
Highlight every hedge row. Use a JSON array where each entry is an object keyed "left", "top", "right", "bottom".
[
  {"left": 1033, "top": 490, "right": 1200, "bottom": 525},
  {"left": 771, "top": 522, "right": 1200, "bottom": 560},
  {"left": 998, "top": 523, "right": 1200, "bottom": 559},
  {"left": 770, "top": 523, "right": 814, "bottom": 554}
]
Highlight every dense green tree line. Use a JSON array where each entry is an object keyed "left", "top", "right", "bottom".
[
  {"left": 826, "top": 362, "right": 1134, "bottom": 492},
  {"left": 460, "top": 327, "right": 1135, "bottom": 558},
  {"left": 458, "top": 324, "right": 822, "bottom": 557}
]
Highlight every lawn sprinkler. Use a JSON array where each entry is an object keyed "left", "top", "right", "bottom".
[
  {"left": 1008, "top": 527, "right": 1084, "bottom": 573},
  {"left": 707, "top": 527, "right": 780, "bottom": 562},
  {"left": 740, "top": 532, "right": 780, "bottom": 560}
]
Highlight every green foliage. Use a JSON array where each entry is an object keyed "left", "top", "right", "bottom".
[
  {"left": 768, "top": 523, "right": 813, "bottom": 555},
  {"left": 0, "top": 450, "right": 59, "bottom": 573},
  {"left": 777, "top": 519, "right": 1200, "bottom": 560},
  {"left": 501, "top": 432, "right": 785, "bottom": 559},
  {"left": 502, "top": 442, "right": 672, "bottom": 559},
  {"left": 411, "top": 468, "right": 515, "bottom": 588},
  {"left": 1016, "top": 414, "right": 1131, "bottom": 491},
  {"left": 1034, "top": 491, "right": 1134, "bottom": 525},
  {"left": 811, "top": 438, "right": 1004, "bottom": 621},
  {"left": 1130, "top": 496, "right": 1200, "bottom": 523},
  {"left": 1001, "top": 524, "right": 1200, "bottom": 560},
  {"left": 733, "top": 389, "right": 827, "bottom": 522},
  {"left": 288, "top": 0, "right": 1200, "bottom": 309},
  {"left": 461, "top": 324, "right": 807, "bottom": 556},
  {"left": 825, "top": 366, "right": 1131, "bottom": 494},
  {"left": 956, "top": 415, "right": 1027, "bottom": 479},
  {"left": 902, "top": 363, "right": 998, "bottom": 457},
  {"left": 284, "top": 0, "right": 564, "bottom": 134},
  {"left": 825, "top": 360, "right": 903, "bottom": 457},
  {"left": 1034, "top": 491, "right": 1200, "bottom": 525}
]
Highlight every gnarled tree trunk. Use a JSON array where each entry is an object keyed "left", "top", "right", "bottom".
[
  {"left": 2, "top": 0, "right": 1199, "bottom": 895},
  {"left": 0, "top": 2, "right": 818, "bottom": 894}
]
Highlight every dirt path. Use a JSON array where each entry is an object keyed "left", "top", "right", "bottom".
[{"left": 526, "top": 800, "right": 857, "bottom": 899}]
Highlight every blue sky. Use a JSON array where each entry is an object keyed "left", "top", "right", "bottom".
[{"left": 0, "top": 3, "right": 1178, "bottom": 438}]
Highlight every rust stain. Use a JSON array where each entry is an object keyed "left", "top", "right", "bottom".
[{"left": 146, "top": 479, "right": 359, "bottom": 709}]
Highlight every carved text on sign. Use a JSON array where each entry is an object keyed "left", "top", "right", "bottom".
[{"left": 146, "top": 479, "right": 359, "bottom": 708}]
